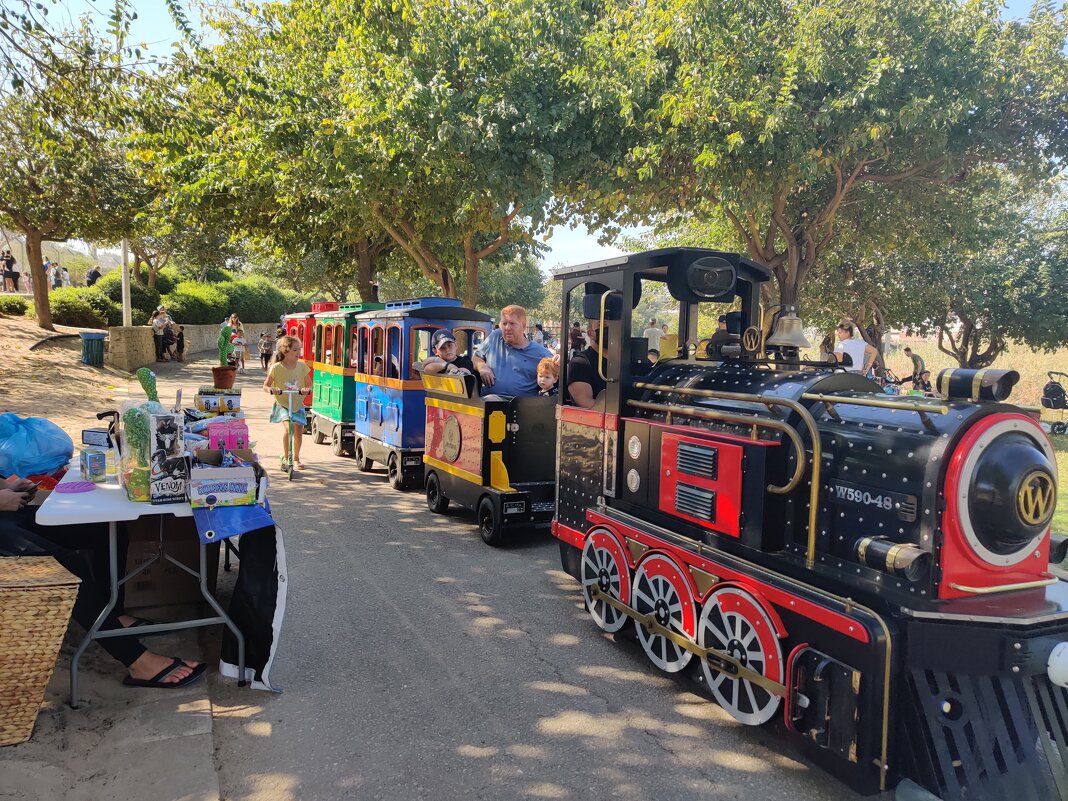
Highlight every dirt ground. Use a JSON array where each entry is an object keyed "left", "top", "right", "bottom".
[{"left": 0, "top": 315, "right": 130, "bottom": 439}]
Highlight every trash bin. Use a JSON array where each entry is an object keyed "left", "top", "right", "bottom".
[{"left": 79, "top": 332, "right": 106, "bottom": 366}]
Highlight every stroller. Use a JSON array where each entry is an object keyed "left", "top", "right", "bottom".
[{"left": 1041, "top": 371, "right": 1068, "bottom": 435}]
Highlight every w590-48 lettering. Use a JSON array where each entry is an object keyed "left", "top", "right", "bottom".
[{"left": 834, "top": 485, "right": 894, "bottom": 511}]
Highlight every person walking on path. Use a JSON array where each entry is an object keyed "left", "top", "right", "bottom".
[
  {"left": 85, "top": 265, "right": 101, "bottom": 287},
  {"left": 259, "top": 332, "right": 273, "bottom": 371},
  {"left": 150, "top": 307, "right": 169, "bottom": 362},
  {"left": 642, "top": 318, "right": 662, "bottom": 351},
  {"left": 264, "top": 335, "right": 312, "bottom": 471}
]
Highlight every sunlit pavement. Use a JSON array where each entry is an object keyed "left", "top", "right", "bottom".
[{"left": 153, "top": 356, "right": 868, "bottom": 801}]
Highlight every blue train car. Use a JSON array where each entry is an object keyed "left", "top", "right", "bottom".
[{"left": 351, "top": 298, "right": 492, "bottom": 489}]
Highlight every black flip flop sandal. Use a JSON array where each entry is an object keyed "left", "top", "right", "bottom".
[{"left": 123, "top": 658, "right": 207, "bottom": 689}]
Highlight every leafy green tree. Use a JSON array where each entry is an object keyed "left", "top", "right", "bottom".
[
  {"left": 570, "top": 0, "right": 1068, "bottom": 313},
  {"left": 0, "top": 26, "right": 148, "bottom": 328},
  {"left": 333, "top": 0, "right": 604, "bottom": 306}
]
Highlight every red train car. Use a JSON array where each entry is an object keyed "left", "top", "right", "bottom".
[{"left": 284, "top": 302, "right": 336, "bottom": 409}]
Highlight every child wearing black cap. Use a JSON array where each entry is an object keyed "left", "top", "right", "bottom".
[{"left": 413, "top": 329, "right": 475, "bottom": 375}]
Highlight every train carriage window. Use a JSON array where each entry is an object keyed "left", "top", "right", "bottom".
[
  {"left": 387, "top": 325, "right": 402, "bottom": 378},
  {"left": 453, "top": 328, "right": 486, "bottom": 359},
  {"left": 357, "top": 327, "right": 370, "bottom": 373},
  {"left": 333, "top": 325, "right": 343, "bottom": 366},
  {"left": 411, "top": 327, "right": 436, "bottom": 373},
  {"left": 350, "top": 326, "right": 361, "bottom": 368},
  {"left": 370, "top": 326, "right": 384, "bottom": 375},
  {"left": 323, "top": 323, "right": 333, "bottom": 364},
  {"left": 314, "top": 323, "right": 324, "bottom": 362}
]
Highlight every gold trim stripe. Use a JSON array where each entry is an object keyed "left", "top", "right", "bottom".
[
  {"left": 423, "top": 454, "right": 481, "bottom": 485},
  {"left": 426, "top": 397, "right": 483, "bottom": 416}
]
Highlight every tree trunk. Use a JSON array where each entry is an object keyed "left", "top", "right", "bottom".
[
  {"left": 133, "top": 253, "right": 145, "bottom": 285},
  {"left": 24, "top": 229, "right": 52, "bottom": 330},
  {"left": 355, "top": 238, "right": 380, "bottom": 302},
  {"left": 463, "top": 247, "right": 479, "bottom": 309}
]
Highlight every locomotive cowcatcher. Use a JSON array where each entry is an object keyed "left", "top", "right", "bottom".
[{"left": 551, "top": 248, "right": 1068, "bottom": 801}]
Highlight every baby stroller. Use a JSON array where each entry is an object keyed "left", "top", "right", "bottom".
[
  {"left": 1041, "top": 371, "right": 1068, "bottom": 435},
  {"left": 874, "top": 366, "right": 903, "bottom": 395}
]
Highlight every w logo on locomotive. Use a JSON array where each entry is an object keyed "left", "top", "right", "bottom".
[{"left": 1017, "top": 470, "right": 1055, "bottom": 526}]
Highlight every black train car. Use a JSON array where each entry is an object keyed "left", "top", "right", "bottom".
[{"left": 551, "top": 248, "right": 1068, "bottom": 801}]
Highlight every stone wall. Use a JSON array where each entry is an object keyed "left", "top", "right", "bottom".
[{"left": 106, "top": 322, "right": 278, "bottom": 373}]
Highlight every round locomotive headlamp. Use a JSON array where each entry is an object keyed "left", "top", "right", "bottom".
[
  {"left": 627, "top": 469, "right": 641, "bottom": 493},
  {"left": 627, "top": 435, "right": 642, "bottom": 460},
  {"left": 950, "top": 417, "right": 1058, "bottom": 567}
]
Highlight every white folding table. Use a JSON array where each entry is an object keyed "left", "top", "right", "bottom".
[{"left": 36, "top": 468, "right": 245, "bottom": 707}]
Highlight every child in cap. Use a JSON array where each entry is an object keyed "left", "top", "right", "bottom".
[{"left": 413, "top": 329, "right": 475, "bottom": 376}]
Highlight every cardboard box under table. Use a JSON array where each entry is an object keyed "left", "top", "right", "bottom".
[{"left": 35, "top": 468, "right": 246, "bottom": 707}]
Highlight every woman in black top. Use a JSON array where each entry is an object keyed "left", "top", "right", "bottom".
[{"left": 1, "top": 250, "right": 16, "bottom": 292}]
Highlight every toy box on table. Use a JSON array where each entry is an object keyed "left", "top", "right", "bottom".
[
  {"left": 188, "top": 449, "right": 266, "bottom": 507},
  {"left": 195, "top": 387, "right": 242, "bottom": 414}
]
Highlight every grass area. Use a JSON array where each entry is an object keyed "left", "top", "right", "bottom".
[
  {"left": 1053, "top": 439, "right": 1068, "bottom": 537},
  {"left": 887, "top": 338, "right": 1068, "bottom": 407}
]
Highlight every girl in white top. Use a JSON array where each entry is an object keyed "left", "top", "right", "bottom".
[{"left": 833, "top": 323, "right": 877, "bottom": 374}]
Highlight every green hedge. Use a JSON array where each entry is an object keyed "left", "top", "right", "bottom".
[
  {"left": 47, "top": 277, "right": 315, "bottom": 328},
  {"left": 48, "top": 287, "right": 108, "bottom": 328},
  {"left": 0, "top": 296, "right": 28, "bottom": 315},
  {"left": 96, "top": 271, "right": 161, "bottom": 318}
]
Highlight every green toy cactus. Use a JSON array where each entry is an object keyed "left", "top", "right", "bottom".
[
  {"left": 121, "top": 406, "right": 151, "bottom": 467},
  {"left": 135, "top": 367, "right": 159, "bottom": 403},
  {"left": 218, "top": 325, "right": 235, "bottom": 366}
]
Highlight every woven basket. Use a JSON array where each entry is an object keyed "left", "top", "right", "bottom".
[{"left": 0, "top": 556, "right": 80, "bottom": 746}]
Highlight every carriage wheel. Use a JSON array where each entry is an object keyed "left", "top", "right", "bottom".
[
  {"left": 426, "top": 472, "right": 449, "bottom": 513},
  {"left": 354, "top": 441, "right": 373, "bottom": 472},
  {"left": 581, "top": 530, "right": 631, "bottom": 633},
  {"left": 331, "top": 427, "right": 347, "bottom": 457},
  {"left": 311, "top": 417, "right": 326, "bottom": 445},
  {"left": 477, "top": 496, "right": 505, "bottom": 546},
  {"left": 387, "top": 453, "right": 405, "bottom": 490},
  {"left": 697, "top": 586, "right": 783, "bottom": 726},
  {"left": 631, "top": 554, "right": 697, "bottom": 673}
]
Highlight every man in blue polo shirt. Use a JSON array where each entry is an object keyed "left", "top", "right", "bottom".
[{"left": 473, "top": 304, "right": 552, "bottom": 397}]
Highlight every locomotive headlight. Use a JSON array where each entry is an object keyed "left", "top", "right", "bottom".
[
  {"left": 627, "top": 469, "right": 640, "bottom": 493},
  {"left": 1048, "top": 642, "right": 1068, "bottom": 688},
  {"left": 948, "top": 417, "right": 1058, "bottom": 567}
]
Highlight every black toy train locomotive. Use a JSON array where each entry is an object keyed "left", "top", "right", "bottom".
[{"left": 551, "top": 249, "right": 1068, "bottom": 801}]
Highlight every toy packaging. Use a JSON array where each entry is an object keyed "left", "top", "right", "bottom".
[
  {"left": 207, "top": 420, "right": 250, "bottom": 450},
  {"left": 195, "top": 387, "right": 242, "bottom": 413},
  {"left": 188, "top": 448, "right": 264, "bottom": 507},
  {"left": 148, "top": 413, "right": 187, "bottom": 505},
  {"left": 79, "top": 447, "right": 107, "bottom": 483}
]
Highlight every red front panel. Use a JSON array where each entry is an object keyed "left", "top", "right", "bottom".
[
  {"left": 659, "top": 432, "right": 744, "bottom": 538},
  {"left": 425, "top": 404, "right": 483, "bottom": 480}
]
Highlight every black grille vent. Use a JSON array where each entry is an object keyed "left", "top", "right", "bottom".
[
  {"left": 676, "top": 483, "right": 716, "bottom": 522},
  {"left": 677, "top": 442, "right": 718, "bottom": 479},
  {"left": 897, "top": 668, "right": 1068, "bottom": 801}
]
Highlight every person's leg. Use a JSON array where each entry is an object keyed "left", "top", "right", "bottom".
[
  {"left": 280, "top": 421, "right": 291, "bottom": 462},
  {"left": 11, "top": 274, "right": 18, "bottom": 292},
  {"left": 293, "top": 425, "right": 303, "bottom": 466}
]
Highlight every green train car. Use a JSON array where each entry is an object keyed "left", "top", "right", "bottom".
[{"left": 308, "top": 301, "right": 384, "bottom": 455}]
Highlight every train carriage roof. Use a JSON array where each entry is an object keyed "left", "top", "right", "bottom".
[
  {"left": 553, "top": 247, "right": 771, "bottom": 284},
  {"left": 355, "top": 297, "right": 492, "bottom": 323}
]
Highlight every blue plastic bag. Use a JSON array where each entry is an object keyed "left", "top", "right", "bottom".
[{"left": 0, "top": 413, "right": 74, "bottom": 478}]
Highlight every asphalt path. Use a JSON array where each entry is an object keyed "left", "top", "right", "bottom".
[{"left": 181, "top": 364, "right": 868, "bottom": 801}]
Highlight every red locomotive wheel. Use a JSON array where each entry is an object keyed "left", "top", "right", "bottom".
[
  {"left": 631, "top": 554, "right": 697, "bottom": 673},
  {"left": 697, "top": 586, "right": 783, "bottom": 726},
  {"left": 580, "top": 530, "right": 631, "bottom": 633}
]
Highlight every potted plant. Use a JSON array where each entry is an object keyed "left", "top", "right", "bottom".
[{"left": 212, "top": 326, "right": 237, "bottom": 389}]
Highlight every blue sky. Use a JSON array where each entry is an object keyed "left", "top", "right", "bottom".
[{"left": 64, "top": 0, "right": 1045, "bottom": 269}]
